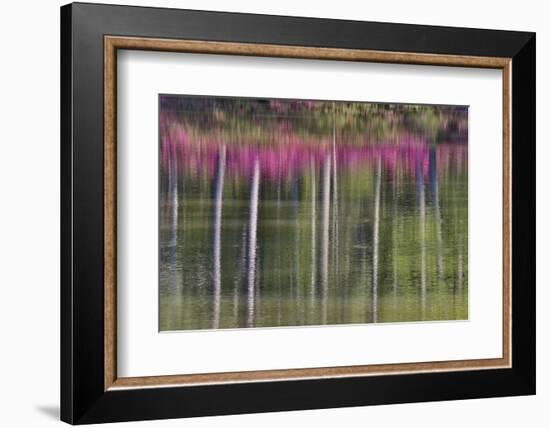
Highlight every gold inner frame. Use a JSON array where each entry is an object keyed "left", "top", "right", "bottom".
[{"left": 104, "top": 35, "right": 512, "bottom": 391}]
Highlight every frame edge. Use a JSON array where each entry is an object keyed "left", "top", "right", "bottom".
[
  {"left": 510, "top": 32, "right": 536, "bottom": 394},
  {"left": 104, "top": 34, "right": 513, "bottom": 390},
  {"left": 61, "top": 2, "right": 74, "bottom": 425}
]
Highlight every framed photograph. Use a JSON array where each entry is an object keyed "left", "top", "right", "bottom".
[{"left": 61, "top": 2, "right": 535, "bottom": 424}]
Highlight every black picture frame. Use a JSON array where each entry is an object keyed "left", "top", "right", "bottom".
[{"left": 61, "top": 2, "right": 535, "bottom": 424}]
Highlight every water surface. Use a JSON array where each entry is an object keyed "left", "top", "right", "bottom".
[{"left": 159, "top": 96, "right": 468, "bottom": 331}]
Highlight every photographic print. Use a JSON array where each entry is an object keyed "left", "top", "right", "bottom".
[{"left": 159, "top": 95, "right": 468, "bottom": 331}]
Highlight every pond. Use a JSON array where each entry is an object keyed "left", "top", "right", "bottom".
[{"left": 159, "top": 96, "right": 468, "bottom": 331}]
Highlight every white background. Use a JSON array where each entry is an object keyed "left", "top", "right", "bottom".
[
  {"left": 0, "top": 0, "right": 546, "bottom": 427},
  {"left": 118, "top": 51, "right": 502, "bottom": 377}
]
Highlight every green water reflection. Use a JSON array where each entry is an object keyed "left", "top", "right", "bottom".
[{"left": 159, "top": 96, "right": 468, "bottom": 331}]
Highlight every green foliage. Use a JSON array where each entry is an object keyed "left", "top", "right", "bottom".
[{"left": 163, "top": 97, "right": 467, "bottom": 144}]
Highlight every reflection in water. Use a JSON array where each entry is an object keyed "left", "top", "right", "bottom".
[
  {"left": 332, "top": 104, "right": 339, "bottom": 280},
  {"left": 159, "top": 96, "right": 468, "bottom": 331},
  {"left": 418, "top": 156, "right": 427, "bottom": 318},
  {"left": 321, "top": 155, "right": 331, "bottom": 324},
  {"left": 247, "top": 159, "right": 260, "bottom": 327},
  {"left": 212, "top": 145, "right": 225, "bottom": 329},
  {"left": 372, "top": 156, "right": 381, "bottom": 323},
  {"left": 310, "top": 159, "right": 317, "bottom": 307}
]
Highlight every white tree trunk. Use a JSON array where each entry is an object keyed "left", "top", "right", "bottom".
[
  {"left": 212, "top": 145, "right": 226, "bottom": 329},
  {"left": 247, "top": 159, "right": 260, "bottom": 327},
  {"left": 310, "top": 160, "right": 317, "bottom": 307},
  {"left": 372, "top": 156, "right": 381, "bottom": 323},
  {"left": 321, "top": 155, "right": 331, "bottom": 324},
  {"left": 419, "top": 165, "right": 427, "bottom": 318},
  {"left": 332, "top": 106, "right": 339, "bottom": 277}
]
